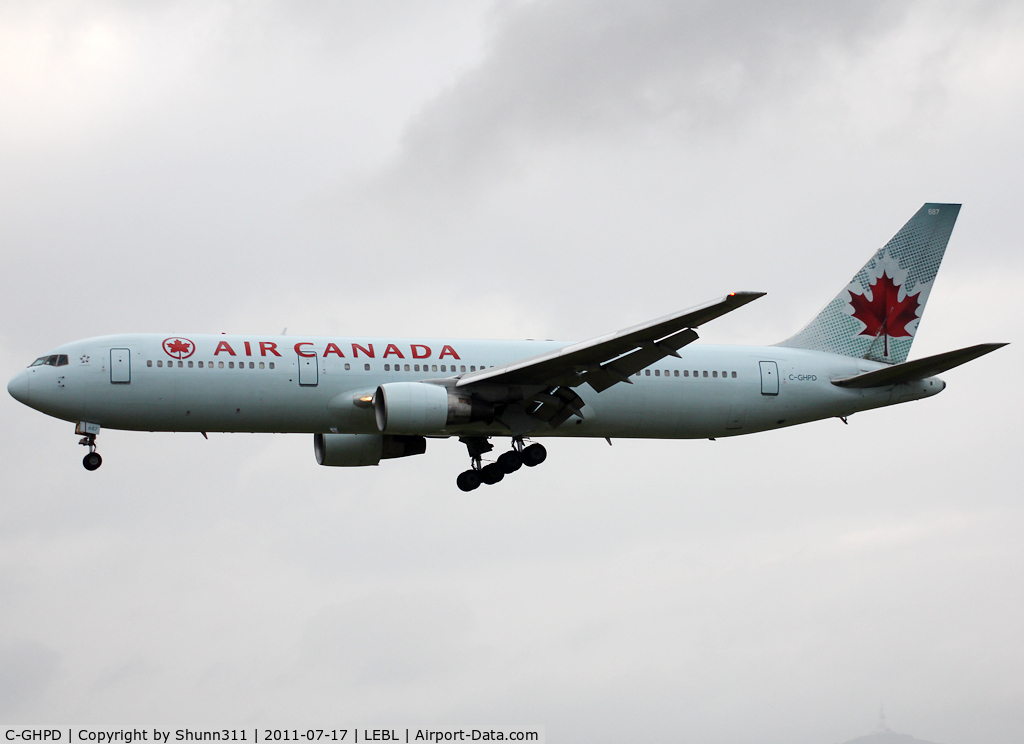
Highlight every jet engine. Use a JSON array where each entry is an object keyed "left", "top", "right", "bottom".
[
  {"left": 374, "top": 382, "right": 493, "bottom": 434},
  {"left": 313, "top": 432, "right": 426, "bottom": 467}
]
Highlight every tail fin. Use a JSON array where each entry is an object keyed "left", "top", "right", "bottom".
[{"left": 778, "top": 203, "right": 961, "bottom": 364}]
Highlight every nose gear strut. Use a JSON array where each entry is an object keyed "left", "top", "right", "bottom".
[
  {"left": 79, "top": 433, "right": 102, "bottom": 471},
  {"left": 76, "top": 422, "right": 103, "bottom": 471}
]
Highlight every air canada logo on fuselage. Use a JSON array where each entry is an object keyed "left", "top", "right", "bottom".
[{"left": 163, "top": 337, "right": 196, "bottom": 359}]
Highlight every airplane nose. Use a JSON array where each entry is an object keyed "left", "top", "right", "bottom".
[{"left": 7, "top": 369, "right": 30, "bottom": 405}]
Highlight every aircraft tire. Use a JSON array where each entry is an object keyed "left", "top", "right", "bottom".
[
  {"left": 497, "top": 451, "right": 522, "bottom": 474},
  {"left": 480, "top": 463, "right": 504, "bottom": 485},
  {"left": 83, "top": 452, "right": 102, "bottom": 471},
  {"left": 457, "top": 470, "right": 481, "bottom": 492},
  {"left": 522, "top": 443, "right": 547, "bottom": 467}
]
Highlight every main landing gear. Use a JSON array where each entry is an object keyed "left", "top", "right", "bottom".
[{"left": 456, "top": 437, "right": 547, "bottom": 492}]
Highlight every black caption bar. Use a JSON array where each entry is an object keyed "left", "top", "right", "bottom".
[{"left": 3, "top": 728, "right": 544, "bottom": 744}]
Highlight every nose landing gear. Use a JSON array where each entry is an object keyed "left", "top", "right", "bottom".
[
  {"left": 76, "top": 422, "right": 103, "bottom": 471},
  {"left": 82, "top": 449, "right": 102, "bottom": 471},
  {"left": 456, "top": 437, "right": 546, "bottom": 491}
]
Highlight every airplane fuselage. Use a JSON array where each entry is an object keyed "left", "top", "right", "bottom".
[{"left": 8, "top": 333, "right": 943, "bottom": 440}]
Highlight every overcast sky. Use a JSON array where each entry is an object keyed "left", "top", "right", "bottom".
[{"left": 1, "top": 1, "right": 1022, "bottom": 742}]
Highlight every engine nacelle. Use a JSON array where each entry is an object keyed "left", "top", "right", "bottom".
[
  {"left": 374, "top": 382, "right": 494, "bottom": 434},
  {"left": 313, "top": 433, "right": 426, "bottom": 467}
]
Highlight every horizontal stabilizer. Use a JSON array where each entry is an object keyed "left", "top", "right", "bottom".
[{"left": 831, "top": 343, "right": 1007, "bottom": 388}]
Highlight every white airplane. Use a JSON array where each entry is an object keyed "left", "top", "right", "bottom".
[{"left": 7, "top": 203, "right": 1006, "bottom": 491}]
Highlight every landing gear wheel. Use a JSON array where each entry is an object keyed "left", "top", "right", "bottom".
[
  {"left": 497, "top": 451, "right": 523, "bottom": 474},
  {"left": 457, "top": 470, "right": 481, "bottom": 492},
  {"left": 522, "top": 443, "right": 547, "bottom": 467},
  {"left": 480, "top": 463, "right": 505, "bottom": 485},
  {"left": 83, "top": 452, "right": 102, "bottom": 471}
]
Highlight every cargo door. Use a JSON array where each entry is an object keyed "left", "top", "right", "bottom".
[
  {"left": 298, "top": 352, "right": 319, "bottom": 386},
  {"left": 759, "top": 361, "right": 779, "bottom": 396},
  {"left": 110, "top": 348, "right": 131, "bottom": 384}
]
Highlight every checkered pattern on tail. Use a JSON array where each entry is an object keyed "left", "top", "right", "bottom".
[{"left": 777, "top": 203, "right": 961, "bottom": 364}]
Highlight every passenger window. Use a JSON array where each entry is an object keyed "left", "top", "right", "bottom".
[
  {"left": 655, "top": 370, "right": 660, "bottom": 376},
  {"left": 432, "top": 365, "right": 437, "bottom": 372},
  {"left": 414, "top": 364, "right": 420, "bottom": 372},
  {"left": 404, "top": 364, "right": 410, "bottom": 371},
  {"left": 187, "top": 361, "right": 193, "bottom": 368},
  {"left": 703, "top": 371, "right": 708, "bottom": 377},
  {"left": 198, "top": 361, "right": 203, "bottom": 368},
  {"left": 147, "top": 360, "right": 153, "bottom": 367},
  {"left": 645, "top": 370, "right": 650, "bottom": 376},
  {"left": 344, "top": 363, "right": 350, "bottom": 370},
  {"left": 229, "top": 362, "right": 234, "bottom": 368},
  {"left": 157, "top": 360, "right": 163, "bottom": 367},
  {"left": 683, "top": 370, "right": 688, "bottom": 377},
  {"left": 269, "top": 362, "right": 275, "bottom": 369},
  {"left": 470, "top": 366, "right": 476, "bottom": 372},
  {"left": 259, "top": 362, "right": 265, "bottom": 369},
  {"left": 731, "top": 371, "right": 737, "bottom": 378},
  {"left": 440, "top": 365, "right": 446, "bottom": 372},
  {"left": 364, "top": 364, "right": 370, "bottom": 371},
  {"left": 249, "top": 362, "right": 254, "bottom": 369},
  {"left": 219, "top": 361, "right": 225, "bottom": 368},
  {"left": 674, "top": 370, "right": 679, "bottom": 377},
  {"left": 664, "top": 370, "right": 669, "bottom": 376},
  {"left": 384, "top": 364, "right": 390, "bottom": 371},
  {"left": 721, "top": 370, "right": 726, "bottom": 377},
  {"left": 713, "top": 371, "right": 718, "bottom": 378},
  {"left": 460, "top": 366, "right": 466, "bottom": 372}
]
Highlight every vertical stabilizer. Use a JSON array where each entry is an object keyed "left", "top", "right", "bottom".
[{"left": 778, "top": 203, "right": 960, "bottom": 364}]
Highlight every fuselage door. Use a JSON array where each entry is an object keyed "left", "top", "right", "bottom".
[
  {"left": 298, "top": 352, "right": 319, "bottom": 386},
  {"left": 110, "top": 348, "right": 131, "bottom": 384},
  {"left": 759, "top": 361, "right": 779, "bottom": 396}
]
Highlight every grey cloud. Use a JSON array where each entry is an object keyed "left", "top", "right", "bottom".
[
  {"left": 0, "top": 641, "right": 60, "bottom": 714},
  {"left": 388, "top": 0, "right": 911, "bottom": 180},
  {"left": 296, "top": 590, "right": 473, "bottom": 685}
]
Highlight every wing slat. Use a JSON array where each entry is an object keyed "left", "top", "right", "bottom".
[{"left": 456, "top": 291, "right": 765, "bottom": 391}]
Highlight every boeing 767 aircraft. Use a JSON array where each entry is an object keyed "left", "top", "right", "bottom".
[{"left": 7, "top": 204, "right": 1006, "bottom": 490}]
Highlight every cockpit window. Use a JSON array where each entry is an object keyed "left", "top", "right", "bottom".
[
  {"left": 57, "top": 354, "right": 68, "bottom": 367},
  {"left": 29, "top": 355, "right": 59, "bottom": 367}
]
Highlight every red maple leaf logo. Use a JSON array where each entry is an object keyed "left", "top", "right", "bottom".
[
  {"left": 848, "top": 270, "right": 921, "bottom": 357},
  {"left": 163, "top": 337, "right": 195, "bottom": 359}
]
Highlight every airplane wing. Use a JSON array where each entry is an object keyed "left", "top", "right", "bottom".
[
  {"left": 455, "top": 292, "right": 765, "bottom": 429},
  {"left": 831, "top": 342, "right": 1008, "bottom": 388}
]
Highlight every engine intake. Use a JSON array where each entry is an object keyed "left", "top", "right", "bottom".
[
  {"left": 374, "top": 382, "right": 494, "bottom": 434},
  {"left": 314, "top": 433, "right": 426, "bottom": 467}
]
